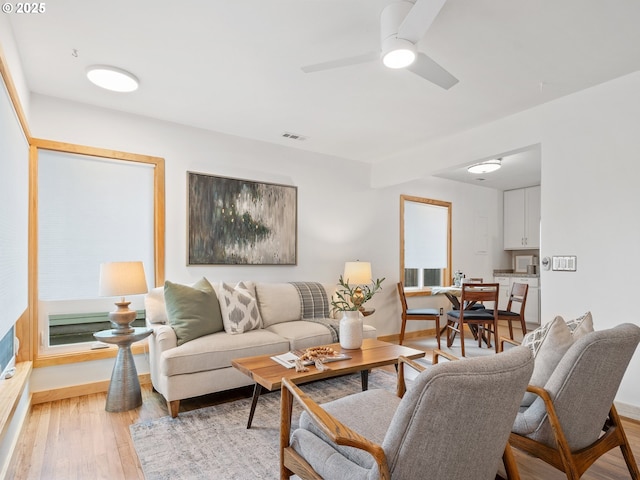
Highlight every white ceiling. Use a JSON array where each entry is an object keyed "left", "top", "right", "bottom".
[
  {"left": 7, "top": 0, "right": 640, "bottom": 188},
  {"left": 433, "top": 144, "right": 541, "bottom": 191}
]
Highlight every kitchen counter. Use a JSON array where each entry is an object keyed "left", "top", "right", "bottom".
[{"left": 493, "top": 270, "right": 539, "bottom": 278}]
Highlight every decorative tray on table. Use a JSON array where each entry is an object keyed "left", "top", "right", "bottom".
[{"left": 271, "top": 346, "right": 351, "bottom": 369}]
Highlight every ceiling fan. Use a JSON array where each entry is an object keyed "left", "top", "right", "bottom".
[{"left": 301, "top": 0, "right": 458, "bottom": 90}]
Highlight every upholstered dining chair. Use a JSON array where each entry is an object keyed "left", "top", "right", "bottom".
[
  {"left": 485, "top": 282, "right": 529, "bottom": 340},
  {"left": 396, "top": 282, "right": 440, "bottom": 347},
  {"left": 446, "top": 283, "right": 499, "bottom": 356},
  {"left": 280, "top": 346, "right": 534, "bottom": 480},
  {"left": 509, "top": 323, "right": 640, "bottom": 479}
]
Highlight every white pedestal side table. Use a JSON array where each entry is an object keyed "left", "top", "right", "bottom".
[{"left": 93, "top": 327, "right": 152, "bottom": 412}]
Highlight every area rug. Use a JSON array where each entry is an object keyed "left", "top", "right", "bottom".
[
  {"left": 408, "top": 334, "right": 499, "bottom": 359},
  {"left": 130, "top": 370, "right": 397, "bottom": 480}
]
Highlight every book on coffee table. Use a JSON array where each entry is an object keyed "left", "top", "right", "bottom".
[{"left": 271, "top": 350, "right": 351, "bottom": 368}]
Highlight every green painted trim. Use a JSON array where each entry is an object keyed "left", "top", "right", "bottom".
[{"left": 49, "top": 310, "right": 145, "bottom": 326}]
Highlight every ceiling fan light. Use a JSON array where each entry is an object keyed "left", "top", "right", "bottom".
[
  {"left": 383, "top": 48, "right": 416, "bottom": 68},
  {"left": 86, "top": 65, "right": 139, "bottom": 92},
  {"left": 468, "top": 159, "right": 502, "bottom": 174},
  {"left": 381, "top": 37, "right": 417, "bottom": 69}
]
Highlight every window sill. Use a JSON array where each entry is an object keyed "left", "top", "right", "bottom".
[
  {"left": 34, "top": 342, "right": 147, "bottom": 368},
  {"left": 0, "top": 361, "right": 32, "bottom": 441}
]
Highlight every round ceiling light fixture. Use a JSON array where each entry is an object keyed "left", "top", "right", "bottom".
[
  {"left": 467, "top": 158, "right": 502, "bottom": 174},
  {"left": 86, "top": 65, "right": 139, "bottom": 92},
  {"left": 382, "top": 37, "right": 417, "bottom": 69}
]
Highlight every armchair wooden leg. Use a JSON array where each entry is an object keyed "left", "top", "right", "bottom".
[
  {"left": 502, "top": 444, "right": 520, "bottom": 480},
  {"left": 610, "top": 405, "right": 640, "bottom": 480},
  {"left": 280, "top": 384, "right": 294, "bottom": 480}
]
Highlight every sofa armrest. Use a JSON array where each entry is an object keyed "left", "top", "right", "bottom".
[{"left": 150, "top": 324, "right": 178, "bottom": 353}]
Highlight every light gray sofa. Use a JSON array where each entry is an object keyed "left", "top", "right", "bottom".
[{"left": 145, "top": 281, "right": 377, "bottom": 417}]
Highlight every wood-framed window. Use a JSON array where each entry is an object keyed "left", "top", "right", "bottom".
[
  {"left": 29, "top": 139, "right": 165, "bottom": 366},
  {"left": 400, "top": 194, "right": 452, "bottom": 295}
]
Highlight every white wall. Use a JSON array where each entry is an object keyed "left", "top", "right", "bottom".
[
  {"left": 0, "top": 22, "right": 31, "bottom": 476},
  {"left": 372, "top": 70, "right": 640, "bottom": 413},
  {"left": 27, "top": 94, "right": 503, "bottom": 390},
  {"left": 0, "top": 15, "right": 29, "bottom": 120}
]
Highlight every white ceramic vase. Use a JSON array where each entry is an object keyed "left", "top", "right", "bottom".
[{"left": 339, "top": 310, "right": 363, "bottom": 349}]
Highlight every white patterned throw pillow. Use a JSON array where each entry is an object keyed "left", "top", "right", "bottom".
[
  {"left": 564, "top": 311, "right": 594, "bottom": 339},
  {"left": 219, "top": 281, "right": 263, "bottom": 334}
]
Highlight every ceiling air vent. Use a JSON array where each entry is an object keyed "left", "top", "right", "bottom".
[{"left": 281, "top": 131, "right": 308, "bottom": 141}]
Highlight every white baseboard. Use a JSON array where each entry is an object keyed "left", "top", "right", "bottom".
[{"left": 615, "top": 401, "right": 640, "bottom": 421}]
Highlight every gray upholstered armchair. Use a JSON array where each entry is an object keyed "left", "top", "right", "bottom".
[
  {"left": 509, "top": 323, "right": 640, "bottom": 479},
  {"left": 280, "top": 346, "right": 534, "bottom": 480}
]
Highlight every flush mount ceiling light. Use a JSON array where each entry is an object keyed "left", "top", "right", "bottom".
[
  {"left": 468, "top": 158, "right": 502, "bottom": 174},
  {"left": 86, "top": 65, "right": 139, "bottom": 92}
]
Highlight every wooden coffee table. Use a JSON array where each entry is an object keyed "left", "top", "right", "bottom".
[{"left": 231, "top": 338, "right": 425, "bottom": 428}]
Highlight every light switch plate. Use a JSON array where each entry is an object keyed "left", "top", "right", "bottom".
[{"left": 552, "top": 255, "right": 577, "bottom": 271}]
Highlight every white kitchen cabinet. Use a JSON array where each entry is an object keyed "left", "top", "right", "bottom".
[
  {"left": 503, "top": 186, "right": 541, "bottom": 249},
  {"left": 495, "top": 276, "right": 511, "bottom": 310},
  {"left": 494, "top": 276, "right": 540, "bottom": 326}
]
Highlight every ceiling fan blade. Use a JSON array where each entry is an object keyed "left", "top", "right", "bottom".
[
  {"left": 301, "top": 52, "right": 379, "bottom": 73},
  {"left": 406, "top": 52, "right": 458, "bottom": 89},
  {"left": 397, "top": 0, "right": 448, "bottom": 43}
]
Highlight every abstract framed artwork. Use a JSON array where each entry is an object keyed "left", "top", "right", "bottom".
[{"left": 187, "top": 172, "right": 297, "bottom": 265}]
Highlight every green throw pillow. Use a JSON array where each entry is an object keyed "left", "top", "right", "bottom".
[{"left": 165, "top": 277, "right": 223, "bottom": 345}]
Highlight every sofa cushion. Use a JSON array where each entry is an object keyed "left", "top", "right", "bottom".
[
  {"left": 164, "top": 278, "right": 224, "bottom": 346},
  {"left": 219, "top": 281, "right": 263, "bottom": 334},
  {"left": 266, "top": 320, "right": 337, "bottom": 350},
  {"left": 255, "top": 283, "right": 302, "bottom": 328},
  {"left": 266, "top": 320, "right": 377, "bottom": 351},
  {"left": 160, "top": 329, "right": 290, "bottom": 377}
]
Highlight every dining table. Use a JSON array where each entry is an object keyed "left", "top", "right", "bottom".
[
  {"left": 430, "top": 285, "right": 463, "bottom": 310},
  {"left": 431, "top": 285, "right": 491, "bottom": 345}
]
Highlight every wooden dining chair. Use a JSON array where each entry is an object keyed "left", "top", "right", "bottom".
[
  {"left": 485, "top": 282, "right": 529, "bottom": 340},
  {"left": 397, "top": 282, "right": 441, "bottom": 347},
  {"left": 446, "top": 283, "right": 499, "bottom": 357},
  {"left": 465, "top": 277, "right": 486, "bottom": 310}
]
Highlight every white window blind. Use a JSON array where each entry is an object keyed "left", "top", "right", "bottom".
[
  {"left": 0, "top": 74, "right": 29, "bottom": 342},
  {"left": 38, "top": 150, "right": 155, "bottom": 301},
  {"left": 404, "top": 201, "right": 448, "bottom": 269}
]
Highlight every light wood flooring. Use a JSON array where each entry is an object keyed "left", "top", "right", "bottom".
[{"left": 6, "top": 327, "right": 640, "bottom": 479}]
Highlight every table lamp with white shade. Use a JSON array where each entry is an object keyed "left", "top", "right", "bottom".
[
  {"left": 334, "top": 261, "right": 385, "bottom": 349},
  {"left": 99, "top": 261, "right": 148, "bottom": 334},
  {"left": 343, "top": 261, "right": 373, "bottom": 309}
]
